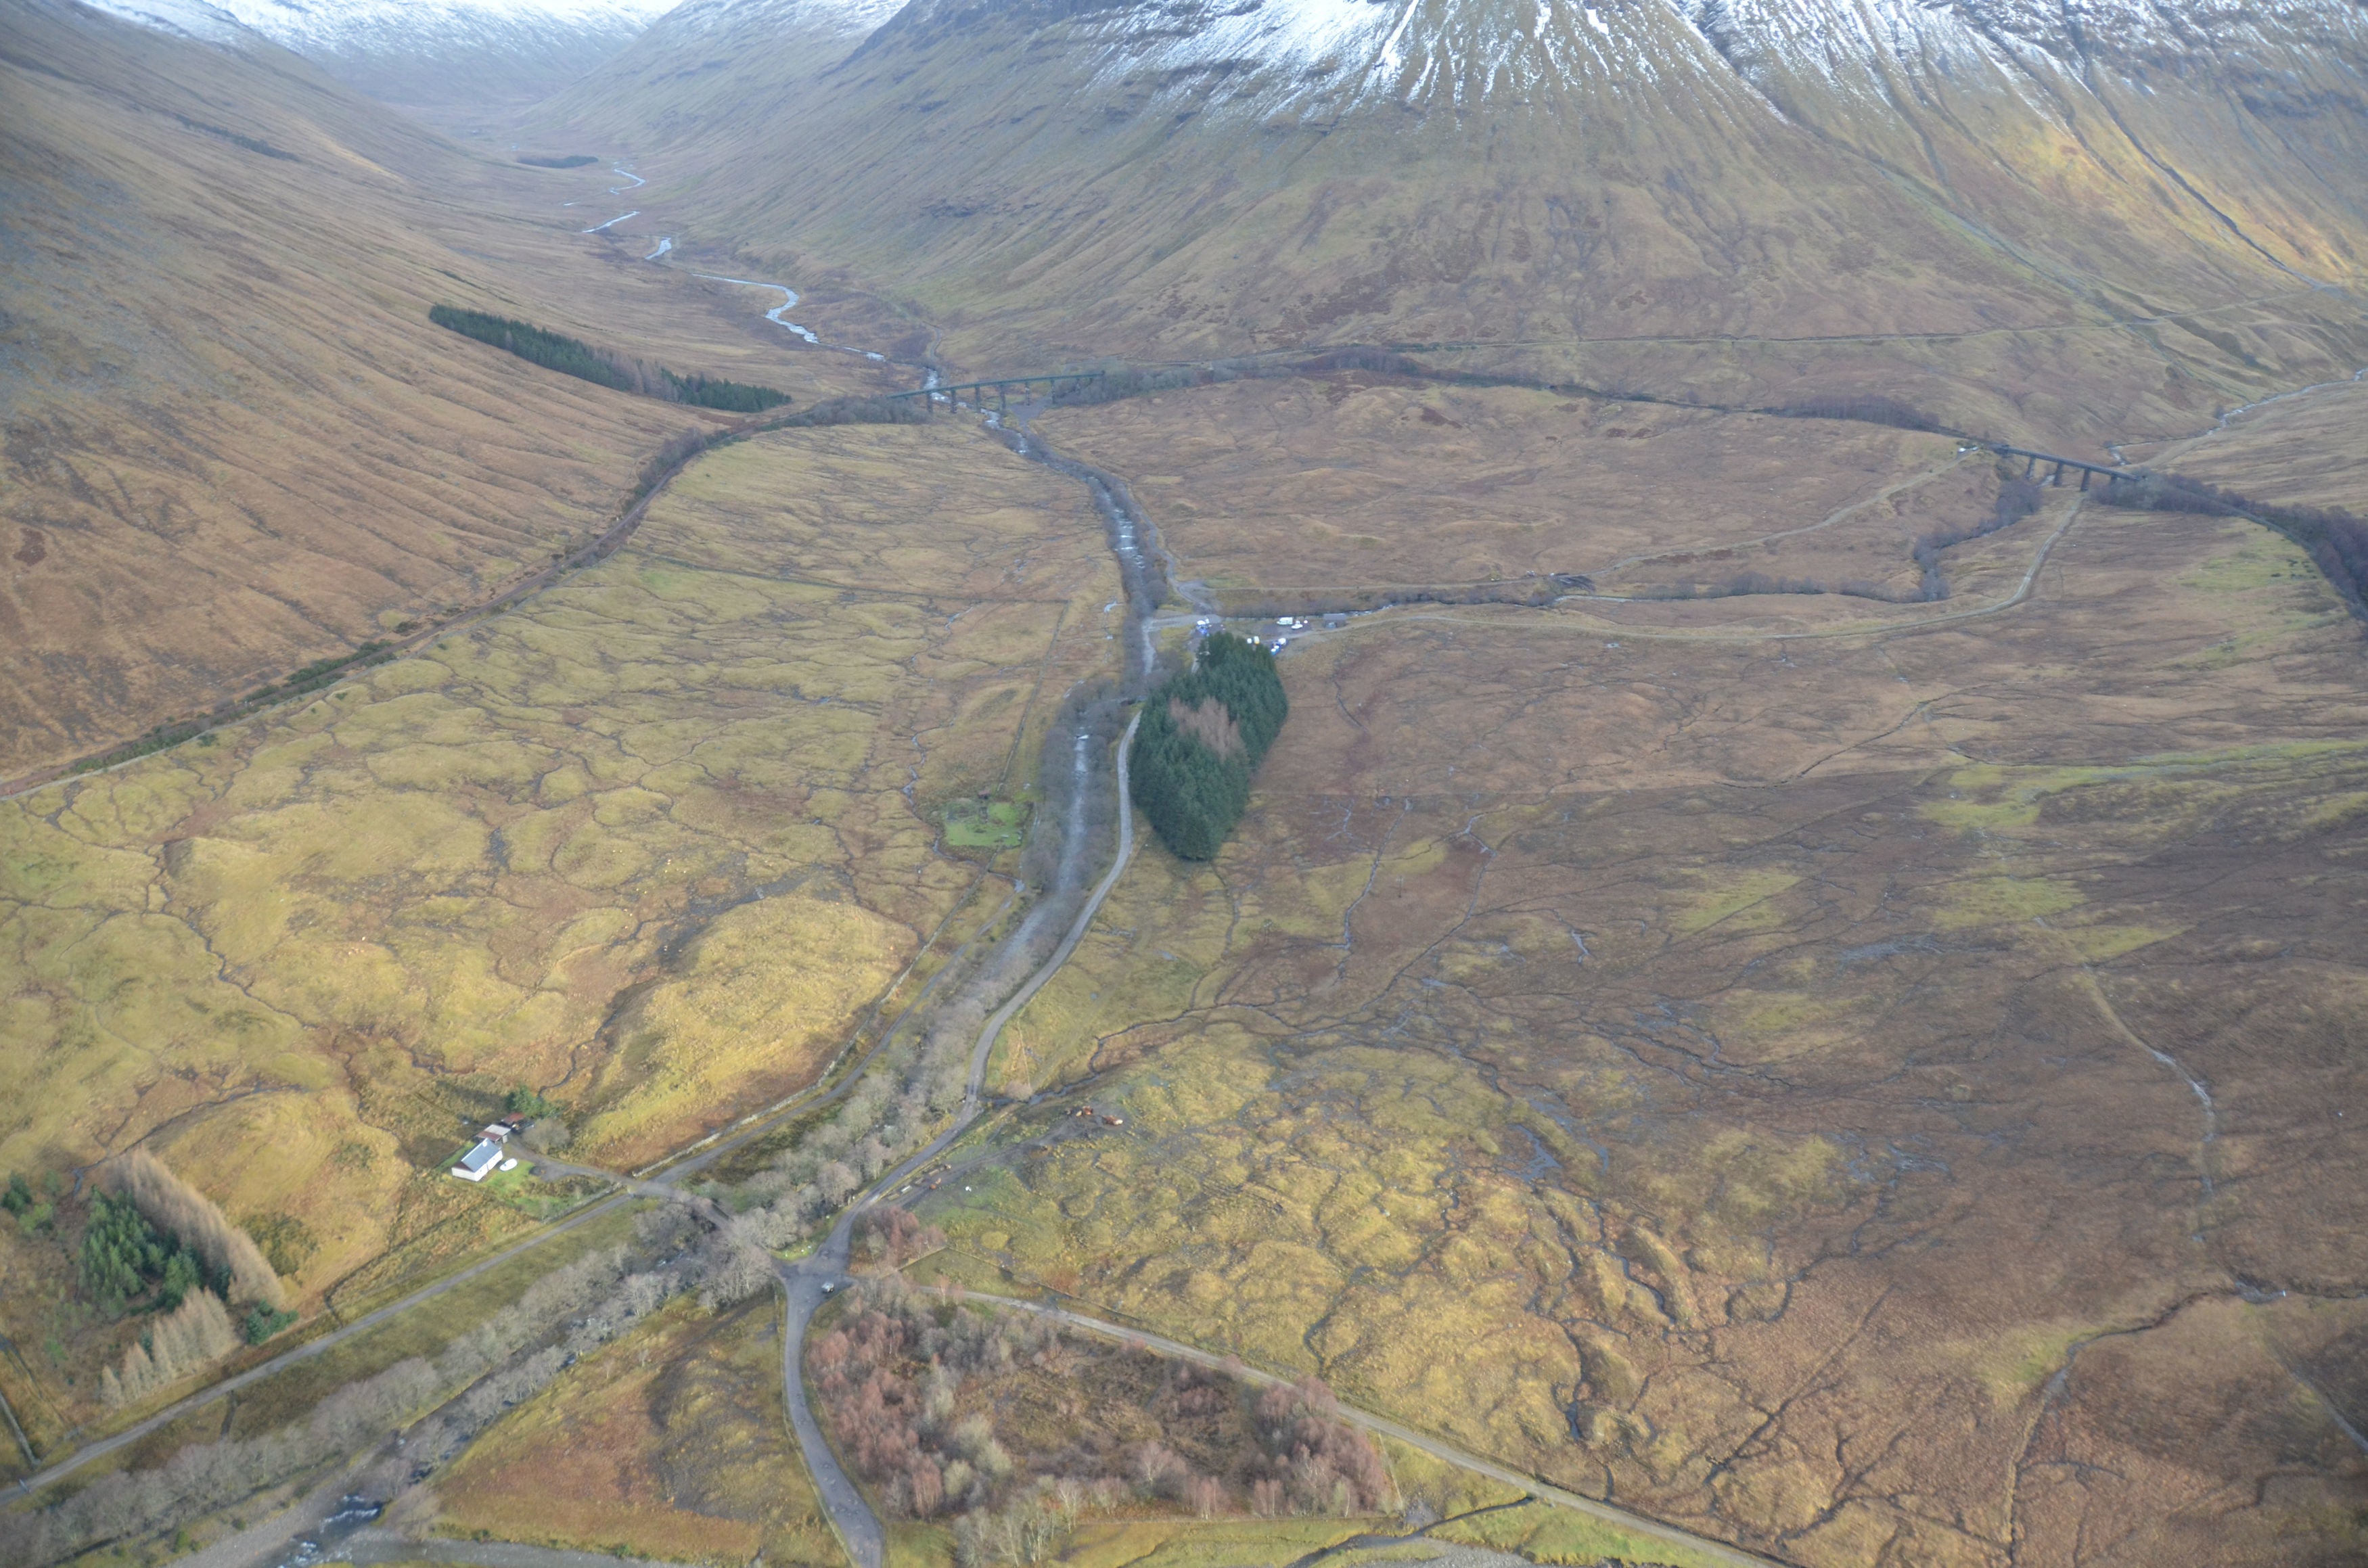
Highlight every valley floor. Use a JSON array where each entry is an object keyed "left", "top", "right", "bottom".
[{"left": 7, "top": 100, "right": 2368, "bottom": 1568}]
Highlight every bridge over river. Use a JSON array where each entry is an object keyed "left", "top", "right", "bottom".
[
  {"left": 887, "top": 371, "right": 1106, "bottom": 411},
  {"left": 1986, "top": 442, "right": 2127, "bottom": 490}
]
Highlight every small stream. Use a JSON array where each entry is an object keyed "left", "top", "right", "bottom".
[
  {"left": 688, "top": 273, "right": 821, "bottom": 344},
  {"left": 558, "top": 162, "right": 1160, "bottom": 1568},
  {"left": 273, "top": 1495, "right": 382, "bottom": 1568},
  {"left": 2108, "top": 363, "right": 2368, "bottom": 465}
]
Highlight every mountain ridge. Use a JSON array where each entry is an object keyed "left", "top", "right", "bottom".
[
  {"left": 526, "top": 0, "right": 2367, "bottom": 446},
  {"left": 81, "top": 0, "right": 682, "bottom": 109}
]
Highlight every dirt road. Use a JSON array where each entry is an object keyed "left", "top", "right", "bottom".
[
  {"left": 770, "top": 709, "right": 1143, "bottom": 1568},
  {"left": 944, "top": 1291, "right": 1783, "bottom": 1568}
]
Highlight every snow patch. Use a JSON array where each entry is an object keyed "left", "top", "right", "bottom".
[
  {"left": 181, "top": 0, "right": 677, "bottom": 72},
  {"left": 661, "top": 0, "right": 907, "bottom": 40},
  {"left": 76, "top": 0, "right": 253, "bottom": 44}
]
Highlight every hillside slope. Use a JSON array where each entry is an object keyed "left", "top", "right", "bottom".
[
  {"left": 152, "top": 0, "right": 677, "bottom": 112},
  {"left": 534, "top": 0, "right": 2368, "bottom": 442},
  {"left": 534, "top": 0, "right": 905, "bottom": 147},
  {"left": 0, "top": 0, "right": 875, "bottom": 780}
]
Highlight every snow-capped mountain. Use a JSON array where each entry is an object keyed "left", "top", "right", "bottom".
[
  {"left": 73, "top": 0, "right": 254, "bottom": 44},
  {"left": 129, "top": 0, "right": 685, "bottom": 107},
  {"left": 834, "top": 0, "right": 2366, "bottom": 123},
  {"left": 641, "top": 0, "right": 903, "bottom": 44},
  {"left": 544, "top": 0, "right": 2365, "bottom": 439},
  {"left": 532, "top": 0, "right": 911, "bottom": 142}
]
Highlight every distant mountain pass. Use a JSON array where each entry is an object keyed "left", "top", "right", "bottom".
[
  {"left": 543, "top": 0, "right": 2368, "bottom": 440},
  {"left": 91, "top": 0, "right": 683, "bottom": 109}
]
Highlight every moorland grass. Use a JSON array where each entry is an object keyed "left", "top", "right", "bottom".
[
  {"left": 919, "top": 486, "right": 2368, "bottom": 1557},
  {"left": 434, "top": 1293, "right": 840, "bottom": 1564},
  {"left": 0, "top": 423, "right": 1120, "bottom": 1435}
]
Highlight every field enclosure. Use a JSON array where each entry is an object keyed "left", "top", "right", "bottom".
[{"left": 0, "top": 420, "right": 1118, "bottom": 1448}]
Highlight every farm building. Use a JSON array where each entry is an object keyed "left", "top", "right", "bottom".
[{"left": 451, "top": 1138, "right": 504, "bottom": 1182}]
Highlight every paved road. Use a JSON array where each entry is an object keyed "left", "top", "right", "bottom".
[
  {"left": 6, "top": 1190, "right": 635, "bottom": 1500},
  {"left": 772, "top": 709, "right": 1143, "bottom": 1568},
  {"left": 747, "top": 681, "right": 1781, "bottom": 1568},
  {"left": 9, "top": 877, "right": 1014, "bottom": 1502},
  {"left": 336, "top": 1529, "right": 675, "bottom": 1568}
]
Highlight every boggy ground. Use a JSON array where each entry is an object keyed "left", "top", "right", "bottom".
[
  {"left": 926, "top": 390, "right": 2368, "bottom": 1566},
  {"left": 0, "top": 419, "right": 1118, "bottom": 1450},
  {"left": 432, "top": 1294, "right": 840, "bottom": 1565},
  {"left": 1032, "top": 377, "right": 1998, "bottom": 607}
]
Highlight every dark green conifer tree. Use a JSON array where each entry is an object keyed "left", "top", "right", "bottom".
[{"left": 1129, "top": 632, "right": 1288, "bottom": 860}]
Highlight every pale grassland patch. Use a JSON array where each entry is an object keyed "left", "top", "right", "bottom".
[
  {"left": 2305, "top": 792, "right": 2368, "bottom": 833},
  {"left": 2064, "top": 923, "right": 2182, "bottom": 961},
  {"left": 580, "top": 894, "right": 909, "bottom": 1157},
  {"left": 1932, "top": 875, "right": 2084, "bottom": 930},
  {"left": 1724, "top": 990, "right": 1849, "bottom": 1037},
  {"left": 0, "top": 423, "right": 1118, "bottom": 1424},
  {"left": 1672, "top": 869, "right": 1800, "bottom": 934},
  {"left": 1435, "top": 1496, "right": 1735, "bottom": 1567},
  {"left": 1965, "top": 1320, "right": 2099, "bottom": 1404},
  {"left": 1921, "top": 742, "right": 2368, "bottom": 835}
]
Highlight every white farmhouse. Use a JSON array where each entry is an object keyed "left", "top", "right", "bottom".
[{"left": 451, "top": 1138, "right": 505, "bottom": 1182}]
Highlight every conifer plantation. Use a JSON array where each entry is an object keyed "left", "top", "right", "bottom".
[
  {"left": 1129, "top": 632, "right": 1288, "bottom": 860},
  {"left": 428, "top": 305, "right": 792, "bottom": 412}
]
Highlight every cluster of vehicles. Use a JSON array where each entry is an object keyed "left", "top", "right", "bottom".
[{"left": 1192, "top": 614, "right": 1313, "bottom": 655}]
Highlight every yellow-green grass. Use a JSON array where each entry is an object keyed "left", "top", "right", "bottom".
[
  {"left": 41, "top": 1201, "right": 647, "bottom": 1502},
  {"left": 942, "top": 799, "right": 1030, "bottom": 850},
  {"left": 0, "top": 420, "right": 1119, "bottom": 1435},
  {"left": 434, "top": 1294, "right": 840, "bottom": 1565},
  {"left": 917, "top": 482, "right": 2368, "bottom": 1565},
  {"left": 1433, "top": 1498, "right": 1737, "bottom": 1568},
  {"left": 468, "top": 1161, "right": 601, "bottom": 1220}
]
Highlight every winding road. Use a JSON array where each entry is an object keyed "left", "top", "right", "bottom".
[
  {"left": 771, "top": 709, "right": 1143, "bottom": 1568},
  {"left": 751, "top": 692, "right": 1778, "bottom": 1568},
  {"left": 12, "top": 152, "right": 2166, "bottom": 1568}
]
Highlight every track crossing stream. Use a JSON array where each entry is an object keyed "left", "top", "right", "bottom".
[
  {"left": 598, "top": 214, "right": 1771, "bottom": 1568},
  {"left": 617, "top": 249, "right": 1781, "bottom": 1568},
  {"left": 9, "top": 175, "right": 1840, "bottom": 1568}
]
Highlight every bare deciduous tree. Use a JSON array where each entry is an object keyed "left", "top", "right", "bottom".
[
  {"left": 105, "top": 1151, "right": 285, "bottom": 1308},
  {"left": 101, "top": 1289, "right": 237, "bottom": 1407}
]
